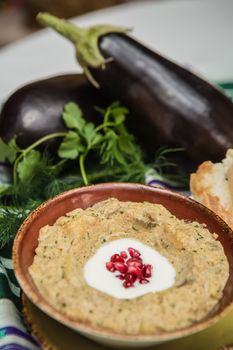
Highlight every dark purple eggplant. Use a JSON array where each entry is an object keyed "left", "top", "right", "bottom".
[
  {"left": 0, "top": 74, "right": 107, "bottom": 149},
  {"left": 37, "top": 13, "right": 233, "bottom": 163}
]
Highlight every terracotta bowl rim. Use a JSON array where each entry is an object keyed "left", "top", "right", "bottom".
[{"left": 13, "top": 182, "right": 233, "bottom": 343}]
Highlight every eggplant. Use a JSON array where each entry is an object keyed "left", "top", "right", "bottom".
[
  {"left": 0, "top": 74, "right": 107, "bottom": 149},
  {"left": 37, "top": 13, "right": 233, "bottom": 163}
]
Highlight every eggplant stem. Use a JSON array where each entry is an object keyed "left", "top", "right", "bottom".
[
  {"left": 37, "top": 12, "right": 130, "bottom": 87},
  {"left": 37, "top": 13, "right": 84, "bottom": 43}
]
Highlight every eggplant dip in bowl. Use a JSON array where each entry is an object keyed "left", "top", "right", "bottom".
[{"left": 13, "top": 183, "right": 233, "bottom": 348}]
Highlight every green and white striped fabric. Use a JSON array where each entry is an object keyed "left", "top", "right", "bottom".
[
  {"left": 0, "top": 242, "right": 41, "bottom": 349},
  {"left": 0, "top": 243, "right": 20, "bottom": 302},
  {"left": 0, "top": 82, "right": 232, "bottom": 350},
  {"left": 218, "top": 82, "right": 233, "bottom": 100}
]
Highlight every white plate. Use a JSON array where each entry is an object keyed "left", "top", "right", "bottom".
[{"left": 0, "top": 0, "right": 233, "bottom": 100}]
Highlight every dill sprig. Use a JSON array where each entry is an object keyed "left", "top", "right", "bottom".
[
  {"left": 0, "top": 201, "right": 41, "bottom": 248},
  {"left": 151, "top": 146, "right": 189, "bottom": 187}
]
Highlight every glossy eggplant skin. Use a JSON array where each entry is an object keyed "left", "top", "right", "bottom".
[
  {"left": 0, "top": 74, "right": 106, "bottom": 149},
  {"left": 91, "top": 34, "right": 233, "bottom": 162}
]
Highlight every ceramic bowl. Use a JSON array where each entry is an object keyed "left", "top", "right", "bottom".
[{"left": 13, "top": 183, "right": 233, "bottom": 349}]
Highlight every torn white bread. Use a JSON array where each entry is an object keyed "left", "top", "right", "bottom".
[{"left": 190, "top": 149, "right": 233, "bottom": 230}]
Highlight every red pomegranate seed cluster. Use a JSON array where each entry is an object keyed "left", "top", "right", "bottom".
[{"left": 106, "top": 247, "right": 153, "bottom": 288}]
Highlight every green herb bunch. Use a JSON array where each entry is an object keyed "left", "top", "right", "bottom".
[{"left": 58, "top": 101, "right": 146, "bottom": 185}]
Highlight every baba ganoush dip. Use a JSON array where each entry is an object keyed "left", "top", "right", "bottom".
[{"left": 29, "top": 198, "right": 229, "bottom": 335}]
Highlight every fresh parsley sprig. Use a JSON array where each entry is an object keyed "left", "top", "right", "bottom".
[
  {"left": 57, "top": 101, "right": 144, "bottom": 185},
  {"left": 57, "top": 102, "right": 102, "bottom": 185}
]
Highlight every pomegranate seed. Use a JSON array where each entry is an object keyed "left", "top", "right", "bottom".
[
  {"left": 116, "top": 274, "right": 125, "bottom": 280},
  {"left": 143, "top": 264, "right": 153, "bottom": 278},
  {"left": 120, "top": 251, "right": 127, "bottom": 259},
  {"left": 139, "top": 278, "right": 149, "bottom": 284},
  {"left": 110, "top": 254, "right": 124, "bottom": 263},
  {"left": 128, "top": 247, "right": 141, "bottom": 258},
  {"left": 114, "top": 262, "right": 128, "bottom": 273},
  {"left": 125, "top": 273, "right": 137, "bottom": 284},
  {"left": 106, "top": 247, "right": 153, "bottom": 288},
  {"left": 128, "top": 265, "right": 143, "bottom": 277},
  {"left": 106, "top": 261, "right": 116, "bottom": 272},
  {"left": 123, "top": 280, "right": 134, "bottom": 288},
  {"left": 126, "top": 258, "right": 143, "bottom": 269}
]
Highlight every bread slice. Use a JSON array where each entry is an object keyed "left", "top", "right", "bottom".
[{"left": 190, "top": 149, "right": 233, "bottom": 230}]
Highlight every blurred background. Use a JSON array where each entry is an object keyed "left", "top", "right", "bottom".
[
  {"left": 0, "top": 0, "right": 139, "bottom": 47},
  {"left": 1, "top": 0, "right": 232, "bottom": 100}
]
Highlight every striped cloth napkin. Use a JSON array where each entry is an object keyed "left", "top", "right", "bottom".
[
  {"left": 0, "top": 83, "right": 232, "bottom": 350},
  {"left": 0, "top": 243, "right": 41, "bottom": 350}
]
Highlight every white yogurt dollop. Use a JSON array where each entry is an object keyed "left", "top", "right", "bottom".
[{"left": 84, "top": 238, "right": 176, "bottom": 299}]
